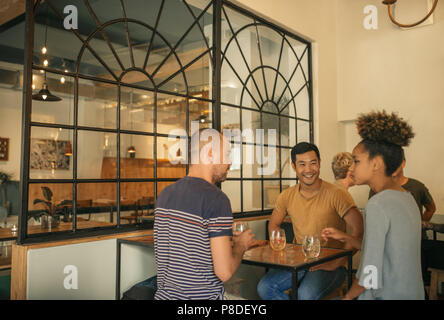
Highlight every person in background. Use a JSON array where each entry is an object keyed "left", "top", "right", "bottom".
[
  {"left": 368, "top": 149, "right": 436, "bottom": 240},
  {"left": 331, "top": 152, "right": 355, "bottom": 191},
  {"left": 323, "top": 110, "right": 424, "bottom": 300},
  {"left": 257, "top": 142, "right": 364, "bottom": 300},
  {"left": 154, "top": 128, "right": 255, "bottom": 300},
  {"left": 423, "top": 221, "right": 444, "bottom": 234}
]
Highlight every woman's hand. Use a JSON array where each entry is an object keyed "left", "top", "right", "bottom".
[{"left": 321, "top": 227, "right": 348, "bottom": 243}]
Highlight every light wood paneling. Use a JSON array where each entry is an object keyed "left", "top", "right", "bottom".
[
  {"left": 0, "top": 0, "right": 25, "bottom": 27},
  {"left": 10, "top": 243, "right": 27, "bottom": 300}
]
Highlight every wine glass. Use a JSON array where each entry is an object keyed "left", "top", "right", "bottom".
[
  {"left": 270, "top": 229, "right": 286, "bottom": 251},
  {"left": 233, "top": 221, "right": 249, "bottom": 235},
  {"left": 302, "top": 235, "right": 321, "bottom": 259}
]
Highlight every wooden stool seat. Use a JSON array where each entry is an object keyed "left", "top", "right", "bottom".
[{"left": 428, "top": 268, "right": 444, "bottom": 300}]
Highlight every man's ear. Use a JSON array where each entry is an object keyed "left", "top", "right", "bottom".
[
  {"left": 291, "top": 161, "right": 296, "bottom": 171},
  {"left": 392, "top": 164, "right": 403, "bottom": 177},
  {"left": 199, "top": 144, "right": 213, "bottom": 164}
]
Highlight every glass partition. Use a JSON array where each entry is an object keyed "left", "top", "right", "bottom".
[
  {"left": 13, "top": 0, "right": 311, "bottom": 243},
  {"left": 220, "top": 2, "right": 312, "bottom": 215}
]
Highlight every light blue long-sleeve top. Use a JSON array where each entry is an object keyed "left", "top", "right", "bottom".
[{"left": 357, "top": 189, "right": 424, "bottom": 300}]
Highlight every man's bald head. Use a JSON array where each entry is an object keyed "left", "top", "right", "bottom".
[
  {"left": 189, "top": 128, "right": 230, "bottom": 165},
  {"left": 188, "top": 128, "right": 232, "bottom": 183}
]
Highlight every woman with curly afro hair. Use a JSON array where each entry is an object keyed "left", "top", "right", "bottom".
[{"left": 322, "top": 110, "right": 424, "bottom": 300}]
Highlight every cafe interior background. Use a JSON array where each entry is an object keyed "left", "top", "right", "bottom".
[{"left": 0, "top": 0, "right": 443, "bottom": 300}]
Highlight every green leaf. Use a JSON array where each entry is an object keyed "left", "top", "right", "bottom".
[
  {"left": 33, "top": 199, "right": 51, "bottom": 208},
  {"left": 41, "top": 186, "right": 53, "bottom": 201}
]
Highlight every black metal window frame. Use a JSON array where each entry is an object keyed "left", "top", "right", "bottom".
[
  {"left": 219, "top": 1, "right": 313, "bottom": 218},
  {"left": 17, "top": 0, "right": 313, "bottom": 244}
]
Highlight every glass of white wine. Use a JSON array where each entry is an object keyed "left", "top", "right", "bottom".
[
  {"left": 233, "top": 221, "right": 249, "bottom": 235},
  {"left": 270, "top": 229, "right": 286, "bottom": 251},
  {"left": 302, "top": 235, "right": 321, "bottom": 259}
]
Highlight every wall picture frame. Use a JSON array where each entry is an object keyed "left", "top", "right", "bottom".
[
  {"left": 30, "top": 139, "right": 70, "bottom": 170},
  {"left": 0, "top": 137, "right": 9, "bottom": 161}
]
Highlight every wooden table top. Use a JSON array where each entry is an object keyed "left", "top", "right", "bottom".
[
  {"left": 93, "top": 199, "right": 137, "bottom": 206},
  {"left": 243, "top": 242, "right": 350, "bottom": 269},
  {"left": 0, "top": 220, "right": 114, "bottom": 241},
  {"left": 118, "top": 235, "right": 154, "bottom": 246}
]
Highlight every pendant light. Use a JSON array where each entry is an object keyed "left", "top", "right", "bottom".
[
  {"left": 32, "top": 5, "right": 61, "bottom": 102},
  {"left": 32, "top": 80, "right": 62, "bottom": 102}
]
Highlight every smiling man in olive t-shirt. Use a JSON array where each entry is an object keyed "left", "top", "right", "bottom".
[{"left": 257, "top": 142, "right": 364, "bottom": 300}]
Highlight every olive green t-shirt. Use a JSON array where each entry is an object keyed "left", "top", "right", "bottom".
[
  {"left": 369, "top": 178, "right": 433, "bottom": 239},
  {"left": 274, "top": 180, "right": 357, "bottom": 249},
  {"left": 369, "top": 178, "right": 433, "bottom": 214}
]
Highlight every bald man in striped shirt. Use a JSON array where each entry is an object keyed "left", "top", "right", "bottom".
[{"left": 154, "top": 128, "right": 255, "bottom": 300}]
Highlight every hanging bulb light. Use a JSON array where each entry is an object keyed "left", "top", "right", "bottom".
[
  {"left": 127, "top": 145, "right": 136, "bottom": 159},
  {"left": 41, "top": 5, "right": 49, "bottom": 68},
  {"left": 60, "top": 76, "right": 66, "bottom": 84},
  {"left": 64, "top": 141, "right": 73, "bottom": 156},
  {"left": 65, "top": 96, "right": 72, "bottom": 156},
  {"left": 127, "top": 90, "right": 136, "bottom": 158}
]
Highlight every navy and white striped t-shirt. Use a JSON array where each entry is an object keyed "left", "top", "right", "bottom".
[{"left": 154, "top": 176, "right": 233, "bottom": 300}]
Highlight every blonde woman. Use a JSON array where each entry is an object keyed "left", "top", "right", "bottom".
[{"left": 331, "top": 152, "right": 355, "bottom": 191}]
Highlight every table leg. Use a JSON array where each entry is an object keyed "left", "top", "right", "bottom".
[
  {"left": 291, "top": 270, "right": 299, "bottom": 300},
  {"left": 347, "top": 253, "right": 353, "bottom": 290}
]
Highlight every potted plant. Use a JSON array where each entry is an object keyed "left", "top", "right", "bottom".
[
  {"left": 29, "top": 186, "right": 72, "bottom": 230},
  {"left": 0, "top": 171, "right": 12, "bottom": 227}
]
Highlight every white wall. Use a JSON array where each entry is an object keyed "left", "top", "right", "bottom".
[
  {"left": 26, "top": 238, "right": 156, "bottom": 300},
  {"left": 0, "top": 87, "right": 22, "bottom": 180},
  {"left": 336, "top": 0, "right": 444, "bottom": 214}
]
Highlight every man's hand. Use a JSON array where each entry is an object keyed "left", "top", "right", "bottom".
[
  {"left": 211, "top": 230, "right": 255, "bottom": 283},
  {"left": 321, "top": 227, "right": 348, "bottom": 243},
  {"left": 232, "top": 229, "right": 255, "bottom": 252}
]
